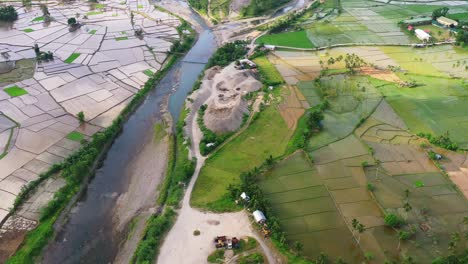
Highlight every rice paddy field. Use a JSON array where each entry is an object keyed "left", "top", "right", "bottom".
[
  {"left": 259, "top": 0, "right": 467, "bottom": 48},
  {"left": 256, "top": 43, "right": 468, "bottom": 262},
  {"left": 298, "top": 75, "right": 382, "bottom": 150},
  {"left": 256, "top": 30, "right": 315, "bottom": 48}
]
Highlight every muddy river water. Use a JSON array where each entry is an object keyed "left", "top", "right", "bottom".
[{"left": 41, "top": 7, "right": 216, "bottom": 264}]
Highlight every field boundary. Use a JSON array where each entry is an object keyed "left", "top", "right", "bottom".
[{"left": 271, "top": 41, "right": 455, "bottom": 51}]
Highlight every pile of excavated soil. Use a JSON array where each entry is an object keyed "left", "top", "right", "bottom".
[{"left": 202, "top": 64, "right": 262, "bottom": 133}]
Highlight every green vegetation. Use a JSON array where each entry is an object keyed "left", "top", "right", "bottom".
[
  {"left": 286, "top": 101, "right": 328, "bottom": 154},
  {"left": 170, "top": 20, "right": 196, "bottom": 54},
  {"left": 198, "top": 104, "right": 233, "bottom": 156},
  {"left": 241, "top": 0, "right": 290, "bottom": 17},
  {"left": 256, "top": 30, "right": 314, "bottom": 49},
  {"left": 384, "top": 213, "right": 405, "bottom": 228},
  {"left": 67, "top": 17, "right": 76, "bottom": 25},
  {"left": 207, "top": 249, "right": 225, "bottom": 263},
  {"left": 66, "top": 131, "right": 84, "bottom": 142},
  {"left": 94, "top": 3, "right": 105, "bottom": 9},
  {"left": 77, "top": 111, "right": 85, "bottom": 123},
  {"left": 298, "top": 75, "right": 382, "bottom": 150},
  {"left": 4, "top": 85, "right": 28, "bottom": 97},
  {"left": 8, "top": 13, "right": 195, "bottom": 263},
  {"left": 234, "top": 237, "right": 258, "bottom": 255},
  {"left": 188, "top": 0, "right": 208, "bottom": 15},
  {"left": 115, "top": 36, "right": 129, "bottom": 41},
  {"left": 239, "top": 253, "right": 264, "bottom": 264},
  {"left": 64, "top": 53, "right": 81, "bottom": 64},
  {"left": 131, "top": 209, "right": 176, "bottom": 263},
  {"left": 32, "top": 16, "right": 44, "bottom": 22},
  {"left": 0, "top": 5, "right": 18, "bottom": 22},
  {"left": 417, "top": 132, "right": 458, "bottom": 151},
  {"left": 23, "top": 28, "right": 34, "bottom": 33},
  {"left": 206, "top": 40, "right": 247, "bottom": 68},
  {"left": 88, "top": 29, "right": 97, "bottom": 34},
  {"left": 252, "top": 56, "right": 284, "bottom": 85},
  {"left": 143, "top": 69, "right": 154, "bottom": 77},
  {"left": 86, "top": 11, "right": 103, "bottom": 16}
]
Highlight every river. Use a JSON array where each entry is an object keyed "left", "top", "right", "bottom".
[{"left": 41, "top": 7, "right": 217, "bottom": 264}]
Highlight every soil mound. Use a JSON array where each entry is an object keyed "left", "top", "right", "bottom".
[{"left": 203, "top": 64, "right": 262, "bottom": 133}]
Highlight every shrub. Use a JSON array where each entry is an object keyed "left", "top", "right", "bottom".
[
  {"left": 67, "top": 17, "right": 77, "bottom": 25},
  {"left": 193, "top": 230, "right": 200, "bottom": 236},
  {"left": 384, "top": 213, "right": 405, "bottom": 228},
  {"left": 0, "top": 6, "right": 18, "bottom": 22},
  {"left": 207, "top": 249, "right": 225, "bottom": 263},
  {"left": 77, "top": 111, "right": 85, "bottom": 123}
]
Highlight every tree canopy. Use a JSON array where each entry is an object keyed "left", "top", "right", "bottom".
[{"left": 0, "top": 6, "right": 18, "bottom": 22}]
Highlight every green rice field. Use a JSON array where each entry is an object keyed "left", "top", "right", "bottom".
[
  {"left": 64, "top": 53, "right": 81, "bottom": 64},
  {"left": 88, "top": 29, "right": 97, "bottom": 34},
  {"left": 3, "top": 85, "right": 28, "bottom": 97},
  {"left": 252, "top": 56, "right": 284, "bottom": 84},
  {"left": 256, "top": 31, "right": 315, "bottom": 49},
  {"left": 115, "top": 36, "right": 128, "bottom": 41},
  {"left": 32, "top": 16, "right": 44, "bottom": 22},
  {"left": 66, "top": 131, "right": 84, "bottom": 142},
  {"left": 23, "top": 28, "right": 34, "bottom": 33}
]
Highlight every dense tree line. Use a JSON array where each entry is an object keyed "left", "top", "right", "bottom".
[
  {"left": 241, "top": 0, "right": 291, "bottom": 17},
  {"left": 206, "top": 40, "right": 248, "bottom": 68},
  {"left": 188, "top": 0, "right": 208, "bottom": 14},
  {"left": 0, "top": 6, "right": 18, "bottom": 22}
]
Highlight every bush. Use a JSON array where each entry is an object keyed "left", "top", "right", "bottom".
[
  {"left": 206, "top": 41, "right": 248, "bottom": 68},
  {"left": 239, "top": 252, "right": 264, "bottom": 264},
  {"left": 193, "top": 230, "right": 200, "bottom": 236},
  {"left": 384, "top": 213, "right": 405, "bottom": 228},
  {"left": 67, "top": 17, "right": 76, "bottom": 25},
  {"left": 0, "top": 6, "right": 18, "bottom": 22},
  {"left": 417, "top": 132, "right": 458, "bottom": 151},
  {"left": 77, "top": 111, "right": 85, "bottom": 123},
  {"left": 207, "top": 249, "right": 225, "bottom": 263}
]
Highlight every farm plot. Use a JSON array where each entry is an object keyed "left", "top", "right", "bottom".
[
  {"left": 354, "top": 99, "right": 468, "bottom": 262},
  {"left": 379, "top": 45, "right": 468, "bottom": 78},
  {"left": 375, "top": 74, "right": 468, "bottom": 149},
  {"left": 258, "top": 151, "right": 363, "bottom": 263},
  {"left": 298, "top": 75, "right": 382, "bottom": 150}
]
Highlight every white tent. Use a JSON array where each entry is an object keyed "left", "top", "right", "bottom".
[{"left": 253, "top": 210, "right": 266, "bottom": 223}]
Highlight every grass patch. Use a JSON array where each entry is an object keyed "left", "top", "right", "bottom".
[
  {"left": 143, "top": 69, "right": 154, "bottom": 77},
  {"left": 137, "top": 4, "right": 143, "bottom": 8},
  {"left": 32, "top": 16, "right": 43, "bottom": 22},
  {"left": 88, "top": 29, "right": 97, "bottom": 34},
  {"left": 86, "top": 11, "right": 103, "bottom": 16},
  {"left": 115, "top": 36, "right": 128, "bottom": 41},
  {"left": 208, "top": 249, "right": 225, "bottom": 263},
  {"left": 64, "top": 53, "right": 81, "bottom": 64},
  {"left": 94, "top": 3, "right": 105, "bottom": 8},
  {"left": 66, "top": 131, "right": 84, "bottom": 142},
  {"left": 256, "top": 30, "right": 315, "bottom": 49},
  {"left": 4, "top": 85, "right": 28, "bottom": 97},
  {"left": 23, "top": 28, "right": 34, "bottom": 33},
  {"left": 252, "top": 56, "right": 284, "bottom": 85}
]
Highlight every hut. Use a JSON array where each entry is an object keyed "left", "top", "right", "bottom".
[{"left": 253, "top": 210, "right": 266, "bottom": 224}]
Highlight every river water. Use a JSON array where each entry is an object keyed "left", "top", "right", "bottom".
[{"left": 41, "top": 8, "right": 216, "bottom": 264}]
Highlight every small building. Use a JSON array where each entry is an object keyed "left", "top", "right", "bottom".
[
  {"left": 437, "top": 16, "right": 458, "bottom": 28},
  {"left": 415, "top": 29, "right": 431, "bottom": 42},
  {"left": 239, "top": 59, "right": 257, "bottom": 68},
  {"left": 264, "top": 45, "right": 276, "bottom": 51},
  {"left": 253, "top": 210, "right": 266, "bottom": 224},
  {"left": 240, "top": 192, "right": 250, "bottom": 201}
]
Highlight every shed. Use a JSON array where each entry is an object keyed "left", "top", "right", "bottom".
[
  {"left": 415, "top": 29, "right": 431, "bottom": 41},
  {"left": 264, "top": 45, "right": 276, "bottom": 51},
  {"left": 240, "top": 192, "right": 250, "bottom": 201},
  {"left": 437, "top": 16, "right": 458, "bottom": 27},
  {"left": 253, "top": 210, "right": 266, "bottom": 224}
]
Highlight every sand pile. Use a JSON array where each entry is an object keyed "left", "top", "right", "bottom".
[{"left": 202, "top": 63, "right": 262, "bottom": 133}]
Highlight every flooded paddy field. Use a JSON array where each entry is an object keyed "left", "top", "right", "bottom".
[{"left": 257, "top": 46, "right": 468, "bottom": 263}]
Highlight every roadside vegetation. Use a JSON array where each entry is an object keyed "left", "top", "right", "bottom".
[
  {"left": 7, "top": 14, "right": 195, "bottom": 264},
  {"left": 240, "top": 0, "right": 291, "bottom": 17}
]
